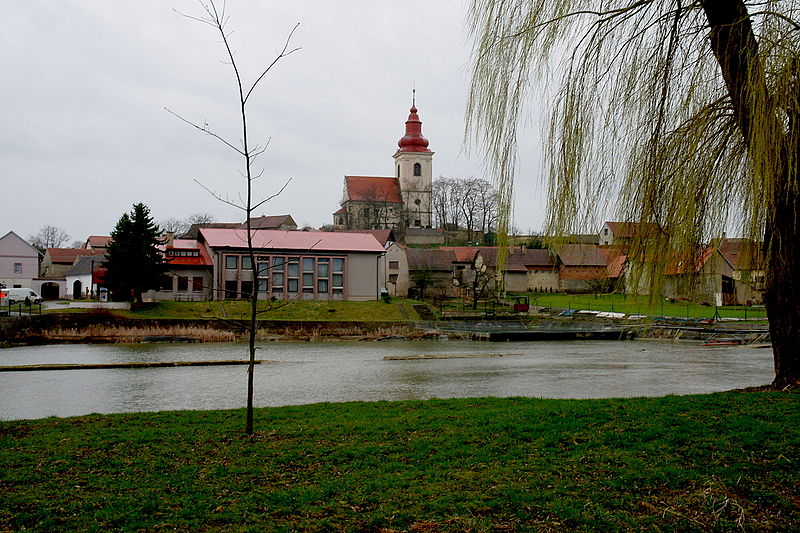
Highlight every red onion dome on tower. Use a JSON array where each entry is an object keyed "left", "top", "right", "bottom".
[{"left": 397, "top": 104, "right": 431, "bottom": 152}]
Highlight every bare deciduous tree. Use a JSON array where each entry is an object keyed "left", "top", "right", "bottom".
[
  {"left": 170, "top": 1, "right": 299, "bottom": 435},
  {"left": 433, "top": 177, "right": 497, "bottom": 243},
  {"left": 159, "top": 212, "right": 216, "bottom": 237},
  {"left": 29, "top": 225, "right": 70, "bottom": 251}
]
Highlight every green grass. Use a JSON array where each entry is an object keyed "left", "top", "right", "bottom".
[
  {"left": 2, "top": 391, "right": 798, "bottom": 531},
  {"left": 111, "top": 298, "right": 423, "bottom": 322},
  {"left": 504, "top": 292, "right": 768, "bottom": 320}
]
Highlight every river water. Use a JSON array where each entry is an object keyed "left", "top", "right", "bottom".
[{"left": 0, "top": 340, "right": 774, "bottom": 420}]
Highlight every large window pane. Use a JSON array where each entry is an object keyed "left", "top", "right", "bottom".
[
  {"left": 288, "top": 262, "right": 298, "bottom": 277},
  {"left": 288, "top": 279, "right": 298, "bottom": 292},
  {"left": 303, "top": 257, "right": 314, "bottom": 271},
  {"left": 317, "top": 262, "right": 328, "bottom": 277},
  {"left": 332, "top": 258, "right": 344, "bottom": 272},
  {"left": 257, "top": 262, "right": 269, "bottom": 276},
  {"left": 242, "top": 256, "right": 253, "bottom": 270},
  {"left": 192, "top": 277, "right": 203, "bottom": 292},
  {"left": 272, "top": 273, "right": 284, "bottom": 287},
  {"left": 240, "top": 281, "right": 253, "bottom": 297},
  {"left": 332, "top": 273, "right": 344, "bottom": 288},
  {"left": 225, "top": 255, "right": 238, "bottom": 270},
  {"left": 317, "top": 279, "right": 329, "bottom": 293},
  {"left": 302, "top": 273, "right": 314, "bottom": 287},
  {"left": 274, "top": 257, "right": 285, "bottom": 271},
  {"left": 224, "top": 280, "right": 238, "bottom": 299}
]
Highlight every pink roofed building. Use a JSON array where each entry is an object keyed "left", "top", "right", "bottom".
[{"left": 197, "top": 228, "right": 386, "bottom": 301}]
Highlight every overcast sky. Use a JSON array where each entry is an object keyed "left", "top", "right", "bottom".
[{"left": 2, "top": 1, "right": 546, "bottom": 244}]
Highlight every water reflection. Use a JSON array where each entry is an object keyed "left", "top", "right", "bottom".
[{"left": 0, "top": 340, "right": 774, "bottom": 420}]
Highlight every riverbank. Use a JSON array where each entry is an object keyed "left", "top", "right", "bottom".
[
  {"left": 1, "top": 390, "right": 797, "bottom": 531},
  {"left": 1, "top": 309, "right": 770, "bottom": 347},
  {"left": 0, "top": 312, "right": 433, "bottom": 346}
]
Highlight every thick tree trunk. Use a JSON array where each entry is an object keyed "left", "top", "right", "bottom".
[
  {"left": 702, "top": 0, "right": 800, "bottom": 386},
  {"left": 764, "top": 173, "right": 800, "bottom": 387}
]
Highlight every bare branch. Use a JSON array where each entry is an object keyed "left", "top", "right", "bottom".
[
  {"left": 165, "top": 107, "right": 245, "bottom": 155},
  {"left": 252, "top": 179, "right": 292, "bottom": 211},
  {"left": 244, "top": 23, "right": 302, "bottom": 104},
  {"left": 194, "top": 179, "right": 246, "bottom": 211}
]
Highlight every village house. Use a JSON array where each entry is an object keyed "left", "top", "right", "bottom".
[
  {"left": 414, "top": 245, "right": 561, "bottom": 297},
  {"left": 148, "top": 233, "right": 214, "bottom": 301},
  {"left": 181, "top": 215, "right": 297, "bottom": 239},
  {"left": 383, "top": 241, "right": 410, "bottom": 297},
  {"left": 65, "top": 254, "right": 106, "bottom": 300},
  {"left": 0, "top": 231, "right": 41, "bottom": 290},
  {"left": 333, "top": 101, "right": 433, "bottom": 231},
  {"left": 38, "top": 248, "right": 101, "bottom": 299},
  {"left": 81, "top": 235, "right": 112, "bottom": 253},
  {"left": 663, "top": 247, "right": 736, "bottom": 306},
  {"left": 405, "top": 248, "right": 457, "bottom": 299},
  {"left": 598, "top": 221, "right": 661, "bottom": 246},
  {"left": 597, "top": 246, "right": 628, "bottom": 293},
  {"left": 555, "top": 244, "right": 609, "bottom": 292},
  {"left": 197, "top": 228, "right": 386, "bottom": 301},
  {"left": 717, "top": 238, "right": 765, "bottom": 305},
  {"left": 41, "top": 248, "right": 96, "bottom": 279}
]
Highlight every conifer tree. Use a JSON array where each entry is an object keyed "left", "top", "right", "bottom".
[{"left": 103, "top": 203, "right": 166, "bottom": 302}]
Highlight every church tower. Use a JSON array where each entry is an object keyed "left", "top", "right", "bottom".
[{"left": 393, "top": 99, "right": 433, "bottom": 228}]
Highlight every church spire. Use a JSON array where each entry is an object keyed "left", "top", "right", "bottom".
[{"left": 397, "top": 95, "right": 431, "bottom": 153}]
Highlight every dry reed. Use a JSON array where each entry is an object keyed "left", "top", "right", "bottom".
[{"left": 44, "top": 325, "right": 236, "bottom": 343}]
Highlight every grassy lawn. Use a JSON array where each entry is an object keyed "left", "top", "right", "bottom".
[
  {"left": 503, "top": 292, "right": 769, "bottom": 320},
  {"left": 2, "top": 391, "right": 798, "bottom": 531},
  {"left": 110, "top": 298, "right": 424, "bottom": 322}
]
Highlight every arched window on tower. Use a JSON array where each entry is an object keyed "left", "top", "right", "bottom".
[
  {"left": 397, "top": 165, "right": 400, "bottom": 178},
  {"left": 413, "top": 163, "right": 421, "bottom": 176}
]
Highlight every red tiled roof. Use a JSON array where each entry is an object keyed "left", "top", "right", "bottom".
[
  {"left": 199, "top": 228, "right": 385, "bottom": 253},
  {"left": 345, "top": 176, "right": 403, "bottom": 203},
  {"left": 165, "top": 239, "right": 213, "bottom": 266},
  {"left": 598, "top": 246, "right": 628, "bottom": 278},
  {"left": 333, "top": 206, "right": 348, "bottom": 215},
  {"left": 508, "top": 248, "right": 554, "bottom": 269},
  {"left": 85, "top": 236, "right": 112, "bottom": 249},
  {"left": 442, "top": 246, "right": 554, "bottom": 271},
  {"left": 406, "top": 249, "right": 456, "bottom": 271},
  {"left": 440, "top": 246, "right": 480, "bottom": 263},
  {"left": 46, "top": 248, "right": 96, "bottom": 264},
  {"left": 246, "top": 215, "right": 296, "bottom": 230},
  {"left": 717, "top": 238, "right": 763, "bottom": 270},
  {"left": 557, "top": 244, "right": 607, "bottom": 267},
  {"left": 181, "top": 223, "right": 240, "bottom": 239},
  {"left": 665, "top": 247, "right": 716, "bottom": 275}
]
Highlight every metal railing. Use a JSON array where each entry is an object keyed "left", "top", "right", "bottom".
[{"left": 0, "top": 299, "right": 43, "bottom": 316}]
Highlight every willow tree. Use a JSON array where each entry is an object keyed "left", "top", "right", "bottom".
[{"left": 467, "top": 1, "right": 800, "bottom": 387}]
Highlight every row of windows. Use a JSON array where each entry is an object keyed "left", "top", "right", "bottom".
[
  {"left": 166, "top": 249, "right": 200, "bottom": 257},
  {"left": 163, "top": 276, "right": 204, "bottom": 292},
  {"left": 223, "top": 254, "right": 346, "bottom": 298}
]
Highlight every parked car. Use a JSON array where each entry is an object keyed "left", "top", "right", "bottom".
[{"left": 0, "top": 288, "right": 43, "bottom": 305}]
